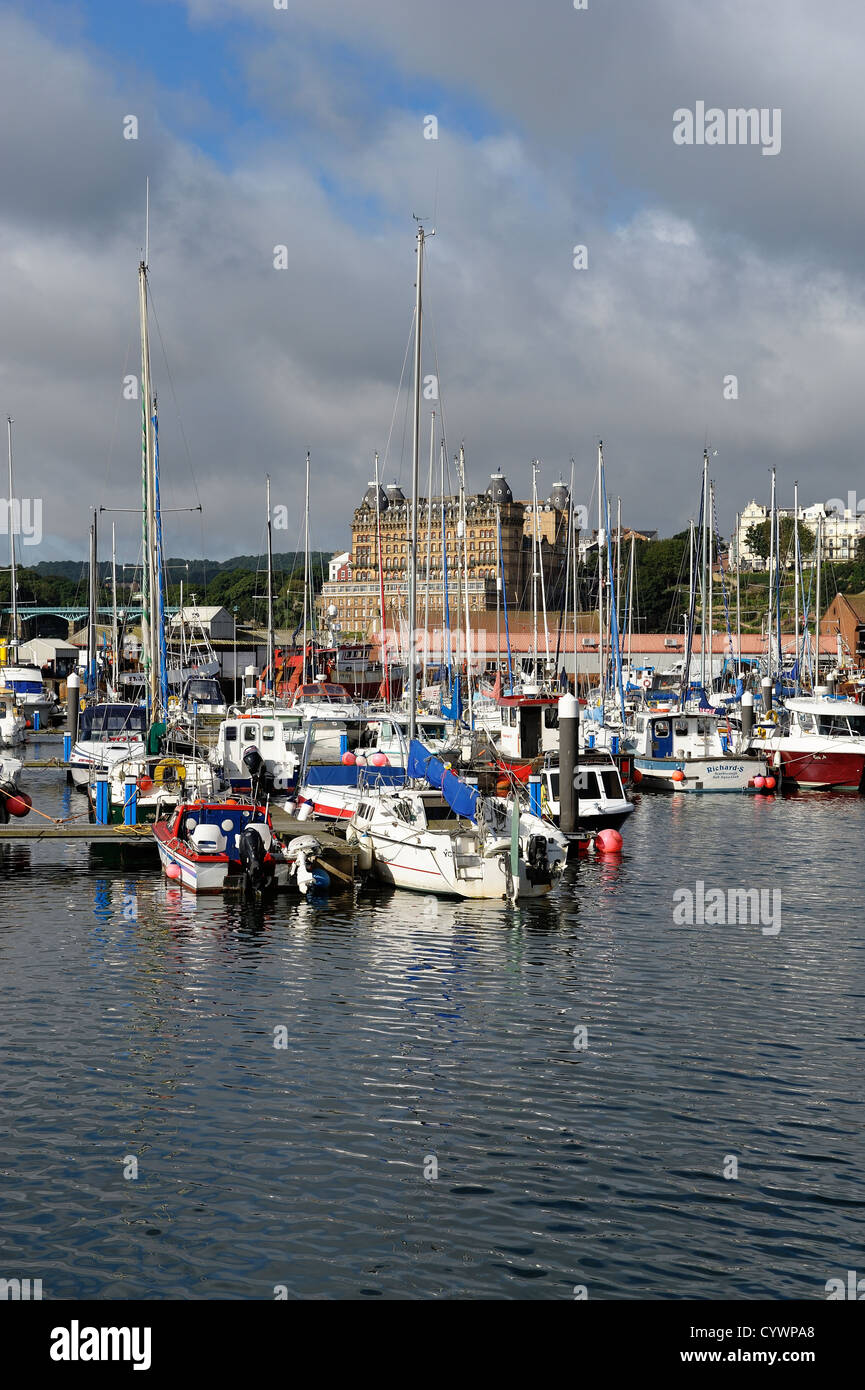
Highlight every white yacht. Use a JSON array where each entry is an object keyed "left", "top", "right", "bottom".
[{"left": 69, "top": 703, "right": 149, "bottom": 788}]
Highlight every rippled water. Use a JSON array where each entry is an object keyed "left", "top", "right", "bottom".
[{"left": 1, "top": 742, "right": 863, "bottom": 1299}]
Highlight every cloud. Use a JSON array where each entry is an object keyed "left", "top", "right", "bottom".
[{"left": 0, "top": 1, "right": 864, "bottom": 568}]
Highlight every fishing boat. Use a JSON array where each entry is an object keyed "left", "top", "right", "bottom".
[
  {"left": 212, "top": 709, "right": 305, "bottom": 792},
  {"left": 631, "top": 707, "right": 769, "bottom": 792},
  {"left": 0, "top": 664, "right": 57, "bottom": 726},
  {"left": 750, "top": 696, "right": 865, "bottom": 789},
  {"left": 153, "top": 799, "right": 291, "bottom": 894}
]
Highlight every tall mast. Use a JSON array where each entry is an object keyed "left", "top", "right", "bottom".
[
  {"left": 773, "top": 469, "right": 778, "bottom": 681},
  {"left": 138, "top": 257, "right": 159, "bottom": 715},
  {"left": 88, "top": 511, "right": 97, "bottom": 694},
  {"left": 536, "top": 464, "right": 551, "bottom": 672},
  {"left": 707, "top": 479, "right": 714, "bottom": 690},
  {"left": 815, "top": 514, "right": 822, "bottom": 689},
  {"left": 302, "top": 451, "right": 310, "bottom": 685},
  {"left": 6, "top": 417, "right": 18, "bottom": 659},
  {"left": 111, "top": 522, "right": 119, "bottom": 691},
  {"left": 700, "top": 449, "right": 708, "bottom": 687},
  {"left": 615, "top": 495, "right": 622, "bottom": 623},
  {"left": 627, "top": 534, "right": 635, "bottom": 671},
  {"left": 422, "top": 410, "right": 435, "bottom": 691},
  {"left": 735, "top": 512, "right": 742, "bottom": 683},
  {"left": 496, "top": 501, "right": 502, "bottom": 680},
  {"left": 408, "top": 222, "right": 428, "bottom": 743},
  {"left": 457, "top": 444, "right": 473, "bottom": 730},
  {"left": 793, "top": 482, "right": 800, "bottom": 691},
  {"left": 266, "top": 474, "right": 274, "bottom": 698},
  {"left": 531, "top": 460, "right": 540, "bottom": 676},
  {"left": 570, "top": 458, "right": 578, "bottom": 694},
  {"left": 597, "top": 442, "right": 605, "bottom": 697},
  {"left": 373, "top": 452, "right": 390, "bottom": 704}
]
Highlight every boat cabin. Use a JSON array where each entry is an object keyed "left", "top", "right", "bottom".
[
  {"left": 217, "top": 714, "right": 304, "bottom": 790},
  {"left": 496, "top": 695, "right": 560, "bottom": 760},
  {"left": 634, "top": 709, "right": 730, "bottom": 759},
  {"left": 78, "top": 703, "right": 148, "bottom": 741}
]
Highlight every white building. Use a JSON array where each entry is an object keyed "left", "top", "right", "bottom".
[
  {"left": 329, "top": 551, "right": 351, "bottom": 582},
  {"left": 168, "top": 605, "right": 234, "bottom": 641},
  {"left": 732, "top": 499, "right": 865, "bottom": 569}
]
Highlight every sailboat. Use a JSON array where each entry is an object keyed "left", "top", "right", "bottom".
[{"left": 357, "top": 225, "right": 566, "bottom": 899}]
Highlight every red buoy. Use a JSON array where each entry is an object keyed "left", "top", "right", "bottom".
[
  {"left": 341, "top": 751, "right": 356, "bottom": 766},
  {"left": 165, "top": 863, "right": 182, "bottom": 881},
  {"left": 754, "top": 775, "right": 765, "bottom": 788},
  {"left": 138, "top": 775, "right": 154, "bottom": 793},
  {"left": 671, "top": 769, "right": 685, "bottom": 783},
  {"left": 595, "top": 828, "right": 623, "bottom": 854},
  {"left": 5, "top": 792, "right": 32, "bottom": 818},
  {"left": 765, "top": 775, "right": 776, "bottom": 790}
]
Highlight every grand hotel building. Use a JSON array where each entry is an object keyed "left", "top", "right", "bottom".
[{"left": 318, "top": 472, "right": 574, "bottom": 637}]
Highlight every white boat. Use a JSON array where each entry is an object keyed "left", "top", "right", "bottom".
[
  {"left": 348, "top": 780, "right": 566, "bottom": 899},
  {"left": 0, "top": 697, "right": 26, "bottom": 747},
  {"left": 69, "top": 702, "right": 149, "bottom": 787},
  {"left": 0, "top": 664, "right": 56, "bottom": 724},
  {"left": 87, "top": 752, "right": 220, "bottom": 824},
  {"left": 212, "top": 708, "right": 305, "bottom": 791},
  {"left": 750, "top": 696, "right": 865, "bottom": 789},
  {"left": 632, "top": 707, "right": 768, "bottom": 792},
  {"left": 540, "top": 754, "right": 634, "bottom": 837}
]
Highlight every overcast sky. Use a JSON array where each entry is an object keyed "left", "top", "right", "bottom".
[{"left": 0, "top": 0, "right": 863, "bottom": 564}]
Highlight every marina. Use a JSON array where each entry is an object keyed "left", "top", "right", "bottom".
[{"left": 2, "top": 0, "right": 864, "bottom": 1345}]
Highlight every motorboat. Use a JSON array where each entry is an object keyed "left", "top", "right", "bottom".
[
  {"left": 539, "top": 753, "right": 635, "bottom": 837},
  {"left": 69, "top": 703, "right": 149, "bottom": 787},
  {"left": 153, "top": 799, "right": 291, "bottom": 894},
  {"left": 631, "top": 707, "right": 768, "bottom": 792},
  {"left": 750, "top": 696, "right": 865, "bottom": 789}
]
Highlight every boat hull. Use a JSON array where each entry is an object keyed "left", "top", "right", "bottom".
[
  {"left": 777, "top": 748, "right": 865, "bottom": 790},
  {"left": 633, "top": 757, "right": 765, "bottom": 792}
]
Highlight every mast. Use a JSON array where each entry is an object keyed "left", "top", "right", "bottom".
[
  {"left": 767, "top": 467, "right": 776, "bottom": 682},
  {"left": 457, "top": 444, "right": 473, "bottom": 730},
  {"left": 570, "top": 458, "right": 578, "bottom": 695},
  {"left": 138, "top": 257, "right": 159, "bottom": 715},
  {"left": 88, "top": 511, "right": 97, "bottom": 695},
  {"left": 6, "top": 417, "right": 18, "bottom": 659},
  {"left": 302, "top": 451, "right": 310, "bottom": 685},
  {"left": 700, "top": 449, "right": 708, "bottom": 688},
  {"left": 735, "top": 512, "right": 742, "bottom": 684},
  {"left": 793, "top": 482, "right": 800, "bottom": 692},
  {"left": 440, "top": 440, "right": 452, "bottom": 699},
  {"left": 374, "top": 452, "right": 390, "bottom": 705},
  {"left": 496, "top": 502, "right": 501, "bottom": 683},
  {"left": 536, "top": 465, "right": 551, "bottom": 672},
  {"left": 111, "top": 522, "right": 119, "bottom": 692},
  {"left": 422, "top": 410, "right": 435, "bottom": 690},
  {"left": 266, "top": 474, "right": 274, "bottom": 699},
  {"left": 531, "top": 460, "right": 540, "bottom": 678},
  {"left": 408, "top": 222, "right": 428, "bottom": 744},
  {"left": 615, "top": 495, "right": 622, "bottom": 624},
  {"left": 815, "top": 514, "right": 822, "bottom": 689},
  {"left": 712, "top": 480, "right": 717, "bottom": 692},
  {"left": 597, "top": 442, "right": 605, "bottom": 698},
  {"left": 627, "top": 533, "right": 635, "bottom": 671}
]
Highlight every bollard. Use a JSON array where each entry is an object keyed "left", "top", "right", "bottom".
[
  {"left": 339, "top": 733, "right": 349, "bottom": 756},
  {"left": 587, "top": 732, "right": 595, "bottom": 750},
  {"left": 95, "top": 772, "right": 110, "bottom": 825},
  {"left": 741, "top": 690, "right": 754, "bottom": 740},
  {"left": 528, "top": 774, "right": 542, "bottom": 818},
  {"left": 761, "top": 675, "right": 773, "bottom": 713},
  {"left": 558, "top": 692, "right": 578, "bottom": 835},
  {"left": 63, "top": 733, "right": 71, "bottom": 762},
  {"left": 33, "top": 710, "right": 40, "bottom": 732},
  {"left": 611, "top": 733, "right": 619, "bottom": 756},
  {"left": 124, "top": 778, "right": 137, "bottom": 826},
  {"left": 66, "top": 673, "right": 80, "bottom": 741}
]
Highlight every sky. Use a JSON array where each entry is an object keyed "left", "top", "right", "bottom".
[{"left": 1, "top": 0, "right": 864, "bottom": 564}]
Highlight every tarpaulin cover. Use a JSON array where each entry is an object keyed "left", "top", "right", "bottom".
[{"left": 407, "top": 740, "right": 478, "bottom": 822}]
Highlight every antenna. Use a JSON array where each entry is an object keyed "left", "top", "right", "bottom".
[{"left": 145, "top": 176, "right": 150, "bottom": 266}]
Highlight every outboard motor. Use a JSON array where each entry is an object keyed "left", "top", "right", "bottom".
[
  {"left": 525, "top": 833, "right": 551, "bottom": 885},
  {"left": 242, "top": 745, "right": 269, "bottom": 801},
  {"left": 238, "top": 822, "right": 270, "bottom": 893}
]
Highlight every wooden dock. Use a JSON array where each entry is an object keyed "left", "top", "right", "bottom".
[{"left": 0, "top": 813, "right": 357, "bottom": 886}]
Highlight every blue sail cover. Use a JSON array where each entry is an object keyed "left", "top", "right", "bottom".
[{"left": 407, "top": 740, "right": 478, "bottom": 822}]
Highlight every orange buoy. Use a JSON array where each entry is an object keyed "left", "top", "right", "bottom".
[
  {"left": 671, "top": 770, "right": 685, "bottom": 783},
  {"left": 595, "top": 828, "right": 623, "bottom": 853},
  {"left": 765, "top": 775, "right": 776, "bottom": 790},
  {"left": 754, "top": 775, "right": 765, "bottom": 788}
]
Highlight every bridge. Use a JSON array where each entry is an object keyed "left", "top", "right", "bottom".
[{"left": 0, "top": 606, "right": 181, "bottom": 620}]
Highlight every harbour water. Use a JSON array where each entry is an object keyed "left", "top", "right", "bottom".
[{"left": 1, "top": 748, "right": 863, "bottom": 1300}]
